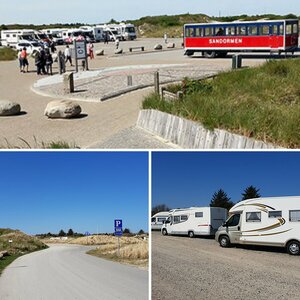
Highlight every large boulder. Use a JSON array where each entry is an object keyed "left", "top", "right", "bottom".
[
  {"left": 0, "top": 100, "right": 21, "bottom": 116},
  {"left": 167, "top": 42, "right": 175, "bottom": 48},
  {"left": 44, "top": 100, "right": 82, "bottom": 119},
  {"left": 114, "top": 48, "right": 123, "bottom": 54},
  {"left": 96, "top": 49, "right": 104, "bottom": 56},
  {"left": 154, "top": 44, "right": 163, "bottom": 50}
]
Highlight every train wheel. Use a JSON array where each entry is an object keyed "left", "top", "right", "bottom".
[
  {"left": 186, "top": 50, "right": 194, "bottom": 57},
  {"left": 203, "top": 51, "right": 216, "bottom": 58}
]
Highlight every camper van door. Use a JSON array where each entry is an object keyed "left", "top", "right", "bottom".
[{"left": 225, "top": 213, "right": 242, "bottom": 243}]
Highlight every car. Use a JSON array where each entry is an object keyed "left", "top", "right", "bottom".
[{"left": 16, "top": 40, "right": 40, "bottom": 55}]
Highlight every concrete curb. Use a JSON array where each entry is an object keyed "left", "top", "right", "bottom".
[{"left": 137, "top": 109, "right": 281, "bottom": 149}]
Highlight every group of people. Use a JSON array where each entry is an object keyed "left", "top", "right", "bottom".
[{"left": 17, "top": 41, "right": 95, "bottom": 75}]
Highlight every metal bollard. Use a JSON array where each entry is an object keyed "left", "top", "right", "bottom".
[{"left": 127, "top": 75, "right": 133, "bottom": 86}]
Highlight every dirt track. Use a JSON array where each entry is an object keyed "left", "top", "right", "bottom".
[{"left": 152, "top": 231, "right": 300, "bottom": 300}]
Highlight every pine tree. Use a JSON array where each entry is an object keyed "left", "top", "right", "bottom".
[
  {"left": 67, "top": 229, "right": 74, "bottom": 236},
  {"left": 58, "top": 229, "right": 66, "bottom": 237},
  {"left": 210, "top": 189, "right": 234, "bottom": 210},
  {"left": 241, "top": 185, "right": 261, "bottom": 201},
  {"left": 152, "top": 204, "right": 171, "bottom": 216}
]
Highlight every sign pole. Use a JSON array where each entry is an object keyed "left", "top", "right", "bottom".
[{"left": 74, "top": 40, "right": 78, "bottom": 73}]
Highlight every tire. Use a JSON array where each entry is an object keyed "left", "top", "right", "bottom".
[
  {"left": 203, "top": 51, "right": 216, "bottom": 58},
  {"left": 162, "top": 228, "right": 168, "bottom": 236},
  {"left": 219, "top": 235, "right": 230, "bottom": 248},
  {"left": 287, "top": 240, "right": 300, "bottom": 255},
  {"left": 185, "top": 50, "right": 194, "bottom": 57},
  {"left": 188, "top": 231, "right": 194, "bottom": 238}
]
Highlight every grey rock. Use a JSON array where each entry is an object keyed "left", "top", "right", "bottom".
[
  {"left": 114, "top": 49, "right": 123, "bottom": 54},
  {"left": 154, "top": 44, "right": 163, "bottom": 50},
  {"left": 0, "top": 100, "right": 21, "bottom": 116},
  {"left": 44, "top": 100, "right": 82, "bottom": 119},
  {"left": 167, "top": 42, "right": 175, "bottom": 48},
  {"left": 96, "top": 49, "right": 104, "bottom": 56}
]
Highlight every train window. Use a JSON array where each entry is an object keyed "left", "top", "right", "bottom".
[
  {"left": 215, "top": 27, "right": 225, "bottom": 36},
  {"left": 286, "top": 24, "right": 292, "bottom": 34},
  {"left": 279, "top": 25, "right": 284, "bottom": 35},
  {"left": 271, "top": 25, "right": 278, "bottom": 35},
  {"left": 248, "top": 25, "right": 258, "bottom": 36},
  {"left": 226, "top": 27, "right": 235, "bottom": 36},
  {"left": 292, "top": 23, "right": 298, "bottom": 34},
  {"left": 205, "top": 27, "right": 214, "bottom": 36},
  {"left": 236, "top": 26, "right": 246, "bottom": 35},
  {"left": 259, "top": 25, "right": 270, "bottom": 35},
  {"left": 185, "top": 27, "right": 191, "bottom": 37},
  {"left": 195, "top": 27, "right": 204, "bottom": 37}
]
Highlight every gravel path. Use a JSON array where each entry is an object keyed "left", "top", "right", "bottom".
[
  {"left": 88, "top": 127, "right": 178, "bottom": 149},
  {"left": 152, "top": 232, "right": 300, "bottom": 300}
]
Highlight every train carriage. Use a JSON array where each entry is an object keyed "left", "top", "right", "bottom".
[{"left": 184, "top": 19, "right": 299, "bottom": 58}]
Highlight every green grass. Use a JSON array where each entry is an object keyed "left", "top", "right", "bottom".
[
  {"left": 0, "top": 254, "right": 21, "bottom": 275},
  {"left": 0, "top": 48, "right": 17, "bottom": 61},
  {"left": 143, "top": 59, "right": 300, "bottom": 148}
]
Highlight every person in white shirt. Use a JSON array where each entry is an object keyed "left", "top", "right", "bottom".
[{"left": 64, "top": 45, "right": 72, "bottom": 66}]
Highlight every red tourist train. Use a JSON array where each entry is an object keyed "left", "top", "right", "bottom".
[{"left": 184, "top": 19, "right": 299, "bottom": 58}]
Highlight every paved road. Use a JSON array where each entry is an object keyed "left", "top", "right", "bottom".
[
  {"left": 0, "top": 244, "right": 148, "bottom": 300},
  {"left": 152, "top": 231, "right": 300, "bottom": 300},
  {"left": 0, "top": 38, "right": 269, "bottom": 148}
]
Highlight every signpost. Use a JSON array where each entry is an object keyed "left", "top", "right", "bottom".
[
  {"left": 114, "top": 219, "right": 123, "bottom": 256},
  {"left": 74, "top": 40, "right": 88, "bottom": 73},
  {"left": 85, "top": 231, "right": 90, "bottom": 245}
]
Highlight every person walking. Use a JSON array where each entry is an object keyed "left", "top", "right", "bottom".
[
  {"left": 18, "top": 49, "right": 23, "bottom": 72},
  {"left": 164, "top": 32, "right": 168, "bottom": 44},
  {"left": 35, "top": 50, "right": 42, "bottom": 75},
  {"left": 64, "top": 45, "right": 73, "bottom": 66},
  {"left": 104, "top": 32, "right": 109, "bottom": 44},
  {"left": 50, "top": 40, "right": 56, "bottom": 53},
  {"left": 115, "top": 38, "right": 120, "bottom": 50},
  {"left": 20, "top": 47, "right": 29, "bottom": 73},
  {"left": 39, "top": 47, "right": 47, "bottom": 75},
  {"left": 88, "top": 42, "right": 94, "bottom": 59},
  {"left": 45, "top": 48, "right": 53, "bottom": 75}
]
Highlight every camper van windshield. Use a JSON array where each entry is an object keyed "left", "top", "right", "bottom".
[{"left": 125, "top": 27, "right": 135, "bottom": 33}]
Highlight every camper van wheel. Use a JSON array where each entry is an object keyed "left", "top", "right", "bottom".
[
  {"left": 162, "top": 228, "right": 168, "bottom": 236},
  {"left": 188, "top": 231, "right": 194, "bottom": 238},
  {"left": 219, "top": 235, "right": 230, "bottom": 248},
  {"left": 287, "top": 240, "right": 300, "bottom": 255}
]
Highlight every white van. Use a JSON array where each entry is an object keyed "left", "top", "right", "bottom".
[
  {"left": 161, "top": 207, "right": 227, "bottom": 237},
  {"left": 1, "top": 29, "right": 36, "bottom": 47},
  {"left": 151, "top": 212, "right": 169, "bottom": 231},
  {"left": 16, "top": 40, "right": 40, "bottom": 55},
  {"left": 215, "top": 196, "right": 300, "bottom": 255},
  {"left": 119, "top": 23, "right": 137, "bottom": 40}
]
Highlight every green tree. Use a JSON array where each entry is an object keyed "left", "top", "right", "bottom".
[
  {"left": 152, "top": 204, "right": 171, "bottom": 216},
  {"left": 241, "top": 185, "right": 261, "bottom": 201},
  {"left": 67, "top": 229, "right": 74, "bottom": 236},
  {"left": 138, "top": 229, "right": 145, "bottom": 235},
  {"left": 123, "top": 228, "right": 131, "bottom": 234},
  {"left": 210, "top": 189, "right": 234, "bottom": 210},
  {"left": 58, "top": 229, "right": 66, "bottom": 237}
]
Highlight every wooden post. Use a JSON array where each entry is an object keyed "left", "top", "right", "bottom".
[
  {"left": 127, "top": 75, "right": 133, "bottom": 86},
  {"left": 154, "top": 71, "right": 160, "bottom": 94},
  {"left": 63, "top": 72, "right": 74, "bottom": 93}
]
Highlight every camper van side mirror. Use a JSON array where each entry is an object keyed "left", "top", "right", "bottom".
[{"left": 222, "top": 222, "right": 228, "bottom": 227}]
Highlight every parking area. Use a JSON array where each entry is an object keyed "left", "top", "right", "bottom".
[{"left": 152, "top": 231, "right": 300, "bottom": 300}]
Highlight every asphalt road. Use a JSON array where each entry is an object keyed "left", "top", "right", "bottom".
[
  {"left": 0, "top": 244, "right": 148, "bottom": 300},
  {"left": 152, "top": 231, "right": 300, "bottom": 300}
]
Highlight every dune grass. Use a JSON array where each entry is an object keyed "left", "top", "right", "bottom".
[
  {"left": 0, "top": 254, "right": 20, "bottom": 275},
  {"left": 143, "top": 59, "right": 300, "bottom": 148},
  {"left": 0, "top": 48, "right": 17, "bottom": 61}
]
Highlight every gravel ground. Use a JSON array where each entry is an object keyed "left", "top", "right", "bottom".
[
  {"left": 152, "top": 231, "right": 300, "bottom": 300},
  {"left": 88, "top": 127, "right": 178, "bottom": 149}
]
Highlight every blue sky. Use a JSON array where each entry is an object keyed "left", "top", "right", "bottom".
[
  {"left": 0, "top": 0, "right": 299, "bottom": 24},
  {"left": 0, "top": 152, "right": 148, "bottom": 235},
  {"left": 152, "top": 152, "right": 300, "bottom": 209}
]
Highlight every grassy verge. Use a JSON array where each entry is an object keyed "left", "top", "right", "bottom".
[
  {"left": 143, "top": 59, "right": 300, "bottom": 148},
  {"left": 0, "top": 229, "right": 48, "bottom": 276},
  {"left": 0, "top": 254, "right": 21, "bottom": 275},
  {"left": 0, "top": 48, "right": 17, "bottom": 61},
  {"left": 80, "top": 235, "right": 148, "bottom": 268}
]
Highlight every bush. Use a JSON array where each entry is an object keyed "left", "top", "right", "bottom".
[{"left": 0, "top": 48, "right": 17, "bottom": 61}]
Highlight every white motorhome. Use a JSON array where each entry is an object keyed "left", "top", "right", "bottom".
[
  {"left": 81, "top": 26, "right": 104, "bottom": 42},
  {"left": 151, "top": 211, "right": 169, "bottom": 231},
  {"left": 161, "top": 207, "right": 227, "bottom": 237},
  {"left": 1, "top": 29, "right": 35, "bottom": 47},
  {"left": 215, "top": 196, "right": 300, "bottom": 255},
  {"left": 119, "top": 23, "right": 137, "bottom": 40},
  {"left": 41, "top": 29, "right": 64, "bottom": 45}
]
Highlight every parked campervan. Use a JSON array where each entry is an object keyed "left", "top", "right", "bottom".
[
  {"left": 81, "top": 26, "right": 103, "bottom": 42},
  {"left": 151, "top": 212, "right": 169, "bottom": 231},
  {"left": 161, "top": 207, "right": 227, "bottom": 237},
  {"left": 215, "top": 196, "right": 300, "bottom": 255},
  {"left": 119, "top": 23, "right": 137, "bottom": 40},
  {"left": 41, "top": 29, "right": 64, "bottom": 45},
  {"left": 1, "top": 29, "right": 35, "bottom": 47}
]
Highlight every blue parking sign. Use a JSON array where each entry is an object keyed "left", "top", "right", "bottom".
[{"left": 114, "top": 219, "right": 123, "bottom": 236}]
